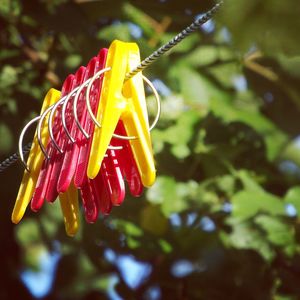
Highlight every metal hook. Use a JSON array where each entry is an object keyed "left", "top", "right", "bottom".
[
  {"left": 37, "top": 104, "right": 55, "bottom": 159},
  {"left": 47, "top": 96, "right": 66, "bottom": 153},
  {"left": 82, "top": 67, "right": 122, "bottom": 150},
  {"left": 85, "top": 67, "right": 111, "bottom": 128},
  {"left": 61, "top": 87, "right": 80, "bottom": 143},
  {"left": 18, "top": 115, "right": 41, "bottom": 172},
  {"left": 73, "top": 78, "right": 92, "bottom": 139},
  {"left": 112, "top": 75, "right": 161, "bottom": 140},
  {"left": 144, "top": 76, "right": 161, "bottom": 131},
  {"left": 85, "top": 70, "right": 161, "bottom": 140}
]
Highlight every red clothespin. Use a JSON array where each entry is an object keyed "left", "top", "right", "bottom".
[
  {"left": 57, "top": 56, "right": 100, "bottom": 193},
  {"left": 46, "top": 67, "right": 86, "bottom": 203},
  {"left": 73, "top": 50, "right": 143, "bottom": 199},
  {"left": 31, "top": 75, "right": 75, "bottom": 211},
  {"left": 112, "top": 121, "right": 143, "bottom": 197},
  {"left": 71, "top": 49, "right": 142, "bottom": 215}
]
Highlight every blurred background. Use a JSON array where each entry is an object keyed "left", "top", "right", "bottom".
[{"left": 1, "top": 0, "right": 300, "bottom": 299}]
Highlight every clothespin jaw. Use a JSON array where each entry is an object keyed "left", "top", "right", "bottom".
[
  {"left": 121, "top": 43, "right": 156, "bottom": 187},
  {"left": 59, "top": 182, "right": 79, "bottom": 237},
  {"left": 12, "top": 89, "right": 61, "bottom": 224},
  {"left": 87, "top": 40, "right": 156, "bottom": 187},
  {"left": 87, "top": 40, "right": 128, "bottom": 179}
]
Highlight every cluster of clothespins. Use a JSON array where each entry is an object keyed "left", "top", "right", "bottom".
[
  {"left": 12, "top": 41, "right": 160, "bottom": 236},
  {"left": 5, "top": 2, "right": 223, "bottom": 237}
]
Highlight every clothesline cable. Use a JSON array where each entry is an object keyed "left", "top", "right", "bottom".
[
  {"left": 0, "top": 143, "right": 32, "bottom": 173},
  {"left": 125, "top": 1, "right": 223, "bottom": 80},
  {"left": 0, "top": 1, "right": 223, "bottom": 173}
]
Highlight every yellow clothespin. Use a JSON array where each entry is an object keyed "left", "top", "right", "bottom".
[
  {"left": 12, "top": 89, "right": 80, "bottom": 237},
  {"left": 87, "top": 40, "right": 156, "bottom": 187},
  {"left": 59, "top": 182, "right": 80, "bottom": 237}
]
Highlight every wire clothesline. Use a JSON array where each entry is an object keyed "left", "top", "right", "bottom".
[{"left": 0, "top": 1, "right": 223, "bottom": 173}]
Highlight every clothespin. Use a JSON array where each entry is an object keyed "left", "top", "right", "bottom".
[
  {"left": 57, "top": 56, "right": 100, "bottom": 193},
  {"left": 73, "top": 51, "right": 107, "bottom": 188},
  {"left": 12, "top": 89, "right": 80, "bottom": 237},
  {"left": 111, "top": 121, "right": 143, "bottom": 197},
  {"left": 87, "top": 40, "right": 156, "bottom": 188},
  {"left": 73, "top": 49, "right": 142, "bottom": 202},
  {"left": 12, "top": 89, "right": 61, "bottom": 223},
  {"left": 12, "top": 41, "right": 158, "bottom": 235},
  {"left": 58, "top": 182, "right": 79, "bottom": 236},
  {"left": 29, "top": 68, "right": 102, "bottom": 224},
  {"left": 31, "top": 75, "right": 75, "bottom": 210},
  {"left": 46, "top": 67, "right": 86, "bottom": 203}
]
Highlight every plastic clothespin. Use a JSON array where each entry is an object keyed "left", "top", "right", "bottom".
[
  {"left": 111, "top": 121, "right": 143, "bottom": 197},
  {"left": 87, "top": 40, "right": 156, "bottom": 188},
  {"left": 53, "top": 58, "right": 103, "bottom": 224},
  {"left": 46, "top": 67, "right": 86, "bottom": 203},
  {"left": 31, "top": 75, "right": 75, "bottom": 210},
  {"left": 12, "top": 89, "right": 61, "bottom": 223},
  {"left": 69, "top": 50, "right": 125, "bottom": 221},
  {"left": 12, "top": 89, "right": 80, "bottom": 237},
  {"left": 72, "top": 49, "right": 140, "bottom": 212},
  {"left": 52, "top": 51, "right": 124, "bottom": 223},
  {"left": 57, "top": 58, "right": 97, "bottom": 193},
  {"left": 59, "top": 181, "right": 80, "bottom": 236},
  {"left": 73, "top": 52, "right": 105, "bottom": 188}
]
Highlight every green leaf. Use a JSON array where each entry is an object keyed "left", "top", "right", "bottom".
[
  {"left": 127, "top": 236, "right": 141, "bottom": 249},
  {"left": 236, "top": 170, "right": 264, "bottom": 192},
  {"left": 284, "top": 186, "right": 300, "bottom": 216},
  {"left": 65, "top": 54, "right": 82, "bottom": 69},
  {"left": 226, "top": 221, "right": 275, "bottom": 261},
  {"left": 15, "top": 219, "right": 41, "bottom": 246},
  {"left": 232, "top": 190, "right": 285, "bottom": 221},
  {"left": 220, "top": 0, "right": 300, "bottom": 56},
  {"left": 122, "top": 2, "right": 154, "bottom": 37},
  {"left": 0, "top": 0, "right": 21, "bottom": 18},
  {"left": 147, "top": 176, "right": 177, "bottom": 205},
  {"left": 159, "top": 94, "right": 185, "bottom": 121},
  {"left": 274, "top": 295, "right": 297, "bottom": 300},
  {"left": 0, "top": 49, "right": 19, "bottom": 60},
  {"left": 0, "top": 0, "right": 10, "bottom": 16},
  {"left": 0, "top": 65, "right": 18, "bottom": 88},
  {"left": 97, "top": 23, "right": 131, "bottom": 42},
  {"left": 169, "top": 65, "right": 210, "bottom": 110},
  {"left": 185, "top": 45, "right": 219, "bottom": 67},
  {"left": 112, "top": 219, "right": 143, "bottom": 237},
  {"left": 140, "top": 205, "right": 168, "bottom": 236},
  {"left": 216, "top": 174, "right": 236, "bottom": 196},
  {"left": 210, "top": 93, "right": 288, "bottom": 160},
  {"left": 0, "top": 122, "right": 13, "bottom": 154},
  {"left": 163, "top": 110, "right": 199, "bottom": 158},
  {"left": 208, "top": 62, "right": 239, "bottom": 88},
  {"left": 158, "top": 239, "right": 173, "bottom": 253},
  {"left": 147, "top": 176, "right": 197, "bottom": 216},
  {"left": 278, "top": 55, "right": 300, "bottom": 77},
  {"left": 255, "top": 215, "right": 295, "bottom": 248},
  {"left": 160, "top": 181, "right": 194, "bottom": 216},
  {"left": 90, "top": 275, "right": 111, "bottom": 292}
]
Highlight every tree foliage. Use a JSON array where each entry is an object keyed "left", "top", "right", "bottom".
[{"left": 1, "top": 0, "right": 300, "bottom": 299}]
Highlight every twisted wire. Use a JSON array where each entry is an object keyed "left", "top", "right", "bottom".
[
  {"left": 0, "top": 142, "right": 32, "bottom": 172},
  {"left": 0, "top": 1, "right": 223, "bottom": 173},
  {"left": 125, "top": 1, "right": 223, "bottom": 80}
]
